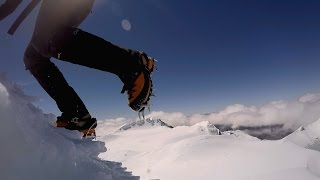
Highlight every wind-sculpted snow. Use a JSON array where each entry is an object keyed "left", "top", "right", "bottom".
[{"left": 0, "top": 75, "right": 139, "bottom": 180}]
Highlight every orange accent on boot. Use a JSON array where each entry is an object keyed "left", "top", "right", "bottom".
[
  {"left": 55, "top": 121, "right": 68, "bottom": 127},
  {"left": 128, "top": 72, "right": 145, "bottom": 104}
]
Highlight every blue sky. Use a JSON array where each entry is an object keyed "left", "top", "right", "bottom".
[{"left": 1, "top": 0, "right": 320, "bottom": 119}]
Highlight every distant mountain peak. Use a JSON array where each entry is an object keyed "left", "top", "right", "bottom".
[{"left": 119, "top": 118, "right": 173, "bottom": 131}]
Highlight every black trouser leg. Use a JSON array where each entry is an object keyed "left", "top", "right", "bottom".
[
  {"left": 24, "top": 44, "right": 89, "bottom": 118},
  {"left": 23, "top": 0, "right": 142, "bottom": 118},
  {"left": 50, "top": 28, "right": 141, "bottom": 76},
  {"left": 23, "top": 0, "right": 94, "bottom": 118}
]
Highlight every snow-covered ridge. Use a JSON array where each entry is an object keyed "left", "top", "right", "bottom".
[
  {"left": 118, "top": 118, "right": 173, "bottom": 131},
  {"left": 117, "top": 118, "right": 292, "bottom": 140},
  {"left": 117, "top": 118, "right": 241, "bottom": 137},
  {"left": 284, "top": 118, "right": 320, "bottom": 150}
]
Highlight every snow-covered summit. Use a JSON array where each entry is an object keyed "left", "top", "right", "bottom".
[{"left": 118, "top": 118, "right": 173, "bottom": 131}]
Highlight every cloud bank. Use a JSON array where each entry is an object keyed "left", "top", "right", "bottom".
[{"left": 146, "top": 93, "right": 320, "bottom": 130}]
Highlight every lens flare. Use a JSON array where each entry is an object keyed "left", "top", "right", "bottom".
[{"left": 121, "top": 19, "right": 131, "bottom": 31}]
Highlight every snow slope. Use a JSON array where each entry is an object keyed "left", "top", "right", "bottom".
[
  {"left": 97, "top": 119, "right": 320, "bottom": 180},
  {"left": 2, "top": 74, "right": 320, "bottom": 180},
  {"left": 0, "top": 76, "right": 138, "bottom": 180}
]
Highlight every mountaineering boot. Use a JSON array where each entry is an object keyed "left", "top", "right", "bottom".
[
  {"left": 120, "top": 51, "right": 156, "bottom": 113},
  {"left": 53, "top": 113, "right": 97, "bottom": 138}
]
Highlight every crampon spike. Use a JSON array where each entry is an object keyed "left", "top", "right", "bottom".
[
  {"left": 80, "top": 121, "right": 97, "bottom": 139},
  {"left": 138, "top": 108, "right": 145, "bottom": 120},
  {"left": 153, "top": 59, "right": 159, "bottom": 72}
]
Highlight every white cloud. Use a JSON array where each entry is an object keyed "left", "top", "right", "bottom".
[
  {"left": 96, "top": 117, "right": 131, "bottom": 134},
  {"left": 146, "top": 93, "right": 320, "bottom": 130},
  {"left": 299, "top": 93, "right": 320, "bottom": 103},
  {"left": 145, "top": 111, "right": 188, "bottom": 126}
]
